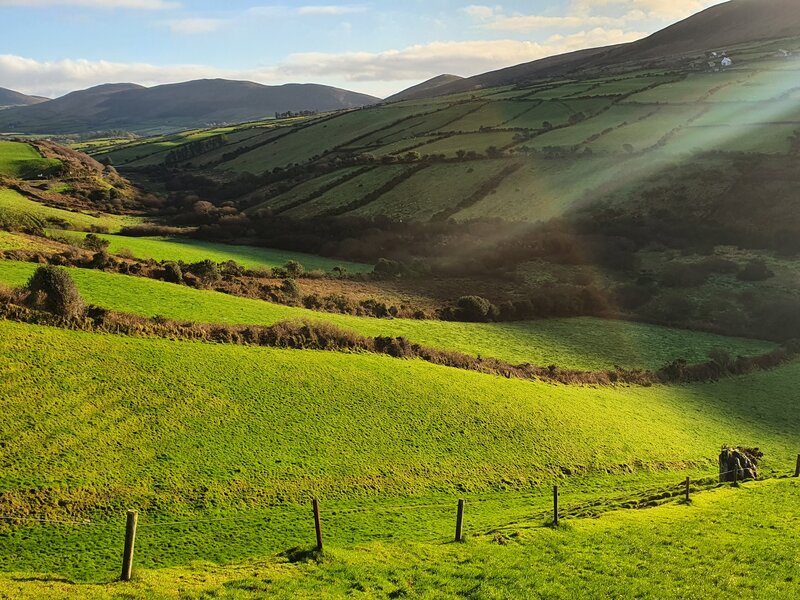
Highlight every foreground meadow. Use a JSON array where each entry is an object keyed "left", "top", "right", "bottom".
[{"left": 0, "top": 317, "right": 798, "bottom": 587}]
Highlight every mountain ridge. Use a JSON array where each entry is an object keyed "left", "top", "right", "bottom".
[
  {"left": 397, "top": 0, "right": 800, "bottom": 100},
  {"left": 0, "top": 86, "right": 49, "bottom": 108},
  {"left": 0, "top": 79, "right": 380, "bottom": 134}
]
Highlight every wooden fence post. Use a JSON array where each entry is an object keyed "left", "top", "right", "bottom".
[
  {"left": 312, "top": 498, "right": 323, "bottom": 552},
  {"left": 120, "top": 510, "right": 138, "bottom": 582},
  {"left": 794, "top": 454, "right": 800, "bottom": 478},
  {"left": 553, "top": 485, "right": 559, "bottom": 527},
  {"left": 685, "top": 477, "right": 691, "bottom": 502},
  {"left": 455, "top": 499, "right": 465, "bottom": 542},
  {"left": 733, "top": 462, "right": 739, "bottom": 487}
]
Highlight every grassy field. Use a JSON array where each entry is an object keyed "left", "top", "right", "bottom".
[
  {"left": 0, "top": 141, "right": 61, "bottom": 179},
  {"left": 51, "top": 231, "right": 371, "bottom": 273},
  {"left": 2, "top": 478, "right": 797, "bottom": 598},
  {"left": 0, "top": 260, "right": 774, "bottom": 370},
  {"left": 0, "top": 318, "right": 797, "bottom": 587},
  {"left": 351, "top": 161, "right": 513, "bottom": 221},
  {"left": 0, "top": 189, "right": 139, "bottom": 232},
  {"left": 0, "top": 230, "right": 61, "bottom": 252}
]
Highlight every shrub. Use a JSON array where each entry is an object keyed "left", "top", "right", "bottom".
[
  {"left": 82, "top": 233, "right": 110, "bottom": 252},
  {"left": 187, "top": 260, "right": 220, "bottom": 285},
  {"left": 26, "top": 266, "right": 84, "bottom": 318},
  {"left": 456, "top": 295, "right": 497, "bottom": 322},
  {"left": 162, "top": 262, "right": 183, "bottom": 284},
  {"left": 285, "top": 260, "right": 305, "bottom": 278},
  {"left": 281, "top": 278, "right": 301, "bottom": 298}
]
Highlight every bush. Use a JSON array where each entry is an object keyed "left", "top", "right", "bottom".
[
  {"left": 187, "top": 260, "right": 220, "bottom": 285},
  {"left": 82, "top": 233, "right": 110, "bottom": 252},
  {"left": 285, "top": 260, "right": 304, "bottom": 278},
  {"left": 281, "top": 278, "right": 301, "bottom": 298},
  {"left": 26, "top": 266, "right": 84, "bottom": 318},
  {"left": 162, "top": 262, "right": 183, "bottom": 284},
  {"left": 455, "top": 295, "right": 497, "bottom": 322}
]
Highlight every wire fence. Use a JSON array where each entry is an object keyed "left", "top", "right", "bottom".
[{"left": 1, "top": 460, "right": 798, "bottom": 582}]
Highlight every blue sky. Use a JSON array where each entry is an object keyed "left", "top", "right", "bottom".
[{"left": 0, "top": 0, "right": 720, "bottom": 98}]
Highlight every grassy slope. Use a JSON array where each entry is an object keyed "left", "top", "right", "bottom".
[
  {"left": 0, "top": 189, "right": 138, "bottom": 233},
  {"left": 51, "top": 231, "right": 371, "bottom": 273},
  {"left": 0, "top": 141, "right": 60, "bottom": 178},
  {"left": 0, "top": 318, "right": 798, "bottom": 587},
  {"left": 0, "top": 260, "right": 774, "bottom": 370},
  {"left": 1, "top": 319, "right": 798, "bottom": 501},
  {"left": 2, "top": 479, "right": 797, "bottom": 598}
]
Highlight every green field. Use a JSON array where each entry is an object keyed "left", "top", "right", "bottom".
[
  {"left": 3, "top": 478, "right": 797, "bottom": 598},
  {"left": 51, "top": 231, "right": 371, "bottom": 273},
  {"left": 0, "top": 260, "right": 774, "bottom": 370},
  {"left": 283, "top": 165, "right": 408, "bottom": 218},
  {"left": 0, "top": 318, "right": 797, "bottom": 588},
  {"left": 0, "top": 189, "right": 139, "bottom": 232},
  {"left": 351, "top": 160, "right": 513, "bottom": 220},
  {"left": 0, "top": 141, "right": 61, "bottom": 179}
]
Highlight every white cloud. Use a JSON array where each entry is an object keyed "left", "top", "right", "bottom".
[
  {"left": 470, "top": 0, "right": 721, "bottom": 33},
  {"left": 0, "top": 0, "right": 179, "bottom": 8},
  {"left": 570, "top": 0, "right": 720, "bottom": 21},
  {"left": 297, "top": 5, "right": 366, "bottom": 15},
  {"left": 277, "top": 30, "right": 646, "bottom": 82},
  {"left": 165, "top": 17, "right": 226, "bottom": 34},
  {"left": 486, "top": 14, "right": 632, "bottom": 31},
  {"left": 463, "top": 5, "right": 499, "bottom": 20},
  {"left": 1, "top": 30, "right": 647, "bottom": 98}
]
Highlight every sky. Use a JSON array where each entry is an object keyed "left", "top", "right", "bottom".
[{"left": 0, "top": 0, "right": 723, "bottom": 99}]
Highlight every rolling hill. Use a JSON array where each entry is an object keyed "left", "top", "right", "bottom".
[
  {"left": 0, "top": 79, "right": 380, "bottom": 134},
  {"left": 385, "top": 74, "right": 465, "bottom": 103},
  {"left": 400, "top": 0, "right": 800, "bottom": 100},
  {"left": 0, "top": 87, "right": 48, "bottom": 109}
]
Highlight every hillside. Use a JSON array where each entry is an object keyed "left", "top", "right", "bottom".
[
  {"left": 0, "top": 87, "right": 48, "bottom": 109},
  {"left": 385, "top": 74, "right": 465, "bottom": 103},
  {"left": 87, "top": 34, "right": 800, "bottom": 229},
  {"left": 403, "top": 0, "right": 800, "bottom": 100},
  {"left": 0, "top": 79, "right": 380, "bottom": 134}
]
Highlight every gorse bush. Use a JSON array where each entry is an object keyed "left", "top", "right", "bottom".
[{"left": 26, "top": 265, "right": 84, "bottom": 318}]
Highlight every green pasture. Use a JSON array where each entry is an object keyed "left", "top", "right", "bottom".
[
  {"left": 504, "top": 100, "right": 579, "bottom": 129},
  {"left": 627, "top": 72, "right": 751, "bottom": 104},
  {"left": 0, "top": 189, "right": 139, "bottom": 232},
  {"left": 347, "top": 104, "right": 466, "bottom": 147},
  {"left": 283, "top": 165, "right": 407, "bottom": 218},
  {"left": 3, "top": 479, "right": 797, "bottom": 597},
  {"left": 51, "top": 231, "right": 372, "bottom": 273},
  {"left": 0, "top": 318, "right": 797, "bottom": 586},
  {"left": 453, "top": 154, "right": 660, "bottom": 222},
  {"left": 441, "top": 100, "right": 538, "bottom": 132},
  {"left": 585, "top": 105, "right": 704, "bottom": 153},
  {"left": 0, "top": 141, "right": 61, "bottom": 179},
  {"left": 0, "top": 260, "right": 774, "bottom": 370},
  {"left": 246, "top": 167, "right": 363, "bottom": 213},
  {"left": 708, "top": 69, "right": 800, "bottom": 102},
  {"left": 412, "top": 131, "right": 517, "bottom": 157},
  {"left": 351, "top": 160, "right": 512, "bottom": 221},
  {"left": 221, "top": 106, "right": 439, "bottom": 174},
  {"left": 523, "top": 104, "right": 658, "bottom": 149},
  {"left": 667, "top": 123, "right": 797, "bottom": 155}
]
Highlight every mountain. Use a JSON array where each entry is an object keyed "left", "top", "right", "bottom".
[
  {"left": 385, "top": 75, "right": 465, "bottom": 103},
  {"left": 0, "top": 79, "right": 380, "bottom": 134},
  {"left": 0, "top": 86, "right": 49, "bottom": 108},
  {"left": 399, "top": 0, "right": 800, "bottom": 100}
]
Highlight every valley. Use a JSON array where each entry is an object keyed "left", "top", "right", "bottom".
[{"left": 1, "top": 0, "right": 800, "bottom": 597}]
